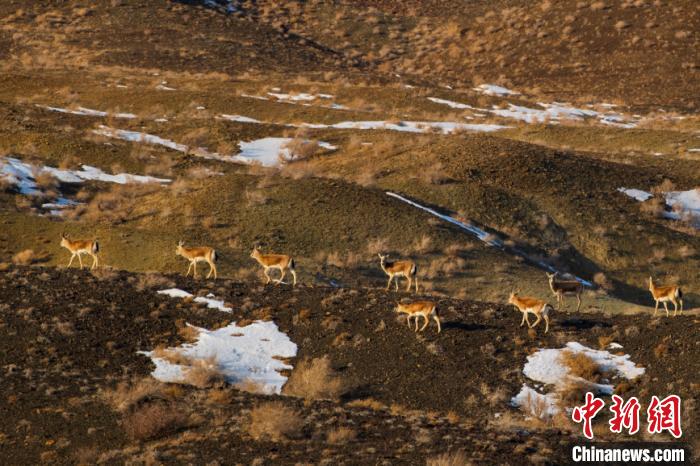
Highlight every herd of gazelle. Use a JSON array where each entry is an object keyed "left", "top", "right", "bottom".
[{"left": 59, "top": 235, "right": 686, "bottom": 334}]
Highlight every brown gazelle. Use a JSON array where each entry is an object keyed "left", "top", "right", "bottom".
[
  {"left": 546, "top": 272, "right": 583, "bottom": 312},
  {"left": 395, "top": 300, "right": 441, "bottom": 333},
  {"left": 175, "top": 241, "right": 218, "bottom": 279},
  {"left": 60, "top": 233, "right": 99, "bottom": 269},
  {"left": 648, "top": 277, "right": 683, "bottom": 317},
  {"left": 508, "top": 291, "right": 552, "bottom": 333},
  {"left": 378, "top": 253, "right": 418, "bottom": 292},
  {"left": 250, "top": 246, "right": 297, "bottom": 286}
]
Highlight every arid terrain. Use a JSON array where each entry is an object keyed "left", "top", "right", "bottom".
[{"left": 0, "top": 1, "right": 698, "bottom": 464}]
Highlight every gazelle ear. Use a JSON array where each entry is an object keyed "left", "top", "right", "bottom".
[{"left": 178, "top": 240, "right": 183, "bottom": 246}]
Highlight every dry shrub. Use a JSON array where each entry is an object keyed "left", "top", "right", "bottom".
[
  {"left": 12, "top": 249, "right": 35, "bottom": 265},
  {"left": 282, "top": 138, "right": 320, "bottom": 161},
  {"left": 247, "top": 402, "right": 303, "bottom": 442},
  {"left": 326, "top": 427, "right": 356, "bottom": 444},
  {"left": 597, "top": 335, "right": 615, "bottom": 349},
  {"left": 182, "top": 357, "right": 224, "bottom": 389},
  {"left": 135, "top": 273, "right": 174, "bottom": 291},
  {"left": 122, "top": 402, "right": 189, "bottom": 441},
  {"left": 346, "top": 398, "right": 386, "bottom": 410},
  {"left": 639, "top": 197, "right": 667, "bottom": 218},
  {"left": 427, "top": 451, "right": 471, "bottom": 466},
  {"left": 283, "top": 356, "right": 344, "bottom": 400},
  {"left": 366, "top": 237, "right": 390, "bottom": 255},
  {"left": 235, "top": 378, "right": 268, "bottom": 394},
  {"left": 560, "top": 351, "right": 603, "bottom": 382},
  {"left": 101, "top": 377, "right": 165, "bottom": 413},
  {"left": 413, "top": 234, "right": 433, "bottom": 254},
  {"left": 91, "top": 267, "right": 118, "bottom": 281}
]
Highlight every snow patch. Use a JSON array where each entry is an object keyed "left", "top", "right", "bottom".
[
  {"left": 232, "top": 137, "right": 337, "bottom": 167},
  {"left": 158, "top": 288, "right": 232, "bottom": 312},
  {"left": 619, "top": 187, "right": 700, "bottom": 227},
  {"left": 427, "top": 97, "right": 475, "bottom": 110},
  {"left": 511, "top": 342, "right": 644, "bottom": 416},
  {"left": 300, "top": 120, "right": 507, "bottom": 134},
  {"left": 474, "top": 84, "right": 519, "bottom": 96},
  {"left": 219, "top": 114, "right": 262, "bottom": 124},
  {"left": 141, "top": 321, "right": 297, "bottom": 394},
  {"left": 39, "top": 105, "right": 136, "bottom": 119},
  {"left": 93, "top": 126, "right": 189, "bottom": 153},
  {"left": 618, "top": 187, "right": 653, "bottom": 202}
]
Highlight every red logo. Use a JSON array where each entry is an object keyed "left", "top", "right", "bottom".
[{"left": 572, "top": 393, "right": 682, "bottom": 439}]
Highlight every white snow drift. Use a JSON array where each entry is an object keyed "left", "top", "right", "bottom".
[
  {"left": 157, "top": 288, "right": 232, "bottom": 313},
  {"left": 619, "top": 187, "right": 700, "bottom": 226},
  {"left": 511, "top": 342, "right": 644, "bottom": 417},
  {"left": 232, "top": 137, "right": 337, "bottom": 166},
  {"left": 141, "top": 320, "right": 297, "bottom": 394},
  {"left": 39, "top": 104, "right": 137, "bottom": 119}
]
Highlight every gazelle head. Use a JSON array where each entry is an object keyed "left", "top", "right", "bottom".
[
  {"left": 250, "top": 246, "right": 260, "bottom": 259},
  {"left": 175, "top": 240, "right": 185, "bottom": 256},
  {"left": 60, "top": 232, "right": 69, "bottom": 248},
  {"left": 508, "top": 289, "right": 519, "bottom": 305},
  {"left": 546, "top": 272, "right": 557, "bottom": 281},
  {"left": 648, "top": 276, "right": 654, "bottom": 290},
  {"left": 378, "top": 253, "right": 388, "bottom": 263}
]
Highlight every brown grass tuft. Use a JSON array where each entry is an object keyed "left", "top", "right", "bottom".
[
  {"left": 427, "top": 451, "right": 471, "bottom": 466},
  {"left": 247, "top": 401, "right": 303, "bottom": 442},
  {"left": 326, "top": 426, "right": 357, "bottom": 444},
  {"left": 12, "top": 249, "right": 36, "bottom": 265},
  {"left": 560, "top": 351, "right": 603, "bottom": 382},
  {"left": 283, "top": 356, "right": 344, "bottom": 400},
  {"left": 101, "top": 377, "right": 165, "bottom": 413},
  {"left": 122, "top": 402, "right": 189, "bottom": 441}
]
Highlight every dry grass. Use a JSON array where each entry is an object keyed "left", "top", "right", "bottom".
[
  {"left": 560, "top": 351, "right": 603, "bottom": 382},
  {"left": 182, "top": 357, "right": 225, "bottom": 389},
  {"left": 283, "top": 356, "right": 344, "bottom": 400},
  {"left": 427, "top": 451, "right": 471, "bottom": 466},
  {"left": 122, "top": 402, "right": 189, "bottom": 441},
  {"left": 12, "top": 249, "right": 36, "bottom": 265},
  {"left": 101, "top": 377, "right": 165, "bottom": 413},
  {"left": 247, "top": 401, "right": 303, "bottom": 442},
  {"left": 326, "top": 426, "right": 357, "bottom": 444}
]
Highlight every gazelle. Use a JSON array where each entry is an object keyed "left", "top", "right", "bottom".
[
  {"left": 378, "top": 253, "right": 418, "bottom": 292},
  {"left": 395, "top": 300, "right": 441, "bottom": 333},
  {"left": 250, "top": 246, "right": 297, "bottom": 286},
  {"left": 508, "top": 291, "right": 552, "bottom": 333},
  {"left": 648, "top": 277, "right": 683, "bottom": 317},
  {"left": 546, "top": 272, "right": 583, "bottom": 312},
  {"left": 60, "top": 233, "right": 100, "bottom": 269},
  {"left": 175, "top": 241, "right": 218, "bottom": 279}
]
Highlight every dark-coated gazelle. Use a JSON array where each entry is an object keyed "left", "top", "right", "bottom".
[
  {"left": 175, "top": 241, "right": 218, "bottom": 279},
  {"left": 648, "top": 277, "right": 683, "bottom": 317},
  {"left": 60, "top": 233, "right": 100, "bottom": 269},
  {"left": 250, "top": 246, "right": 297, "bottom": 286},
  {"left": 546, "top": 272, "right": 583, "bottom": 312},
  {"left": 378, "top": 253, "right": 418, "bottom": 292},
  {"left": 395, "top": 300, "right": 441, "bottom": 333}
]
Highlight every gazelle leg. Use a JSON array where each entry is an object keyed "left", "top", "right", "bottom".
[
  {"left": 576, "top": 294, "right": 581, "bottom": 312},
  {"left": 672, "top": 299, "right": 678, "bottom": 317},
  {"left": 277, "top": 269, "right": 286, "bottom": 285},
  {"left": 67, "top": 254, "right": 76, "bottom": 268},
  {"left": 395, "top": 277, "right": 399, "bottom": 292},
  {"left": 520, "top": 311, "right": 527, "bottom": 327},
  {"left": 90, "top": 254, "right": 98, "bottom": 270},
  {"left": 663, "top": 302, "right": 669, "bottom": 317},
  {"left": 264, "top": 268, "right": 271, "bottom": 284},
  {"left": 679, "top": 298, "right": 683, "bottom": 315},
  {"left": 406, "top": 277, "right": 412, "bottom": 292},
  {"left": 415, "top": 275, "right": 419, "bottom": 293},
  {"left": 414, "top": 316, "right": 420, "bottom": 332},
  {"left": 531, "top": 314, "right": 541, "bottom": 329},
  {"left": 653, "top": 300, "right": 659, "bottom": 316},
  {"left": 186, "top": 262, "right": 193, "bottom": 277},
  {"left": 77, "top": 253, "right": 84, "bottom": 269},
  {"left": 193, "top": 261, "right": 198, "bottom": 278},
  {"left": 420, "top": 314, "right": 430, "bottom": 332},
  {"left": 386, "top": 276, "right": 392, "bottom": 291},
  {"left": 406, "top": 315, "right": 412, "bottom": 329},
  {"left": 206, "top": 261, "right": 214, "bottom": 279},
  {"left": 544, "top": 315, "right": 550, "bottom": 333},
  {"left": 433, "top": 315, "right": 441, "bottom": 333},
  {"left": 291, "top": 269, "right": 297, "bottom": 286}
]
